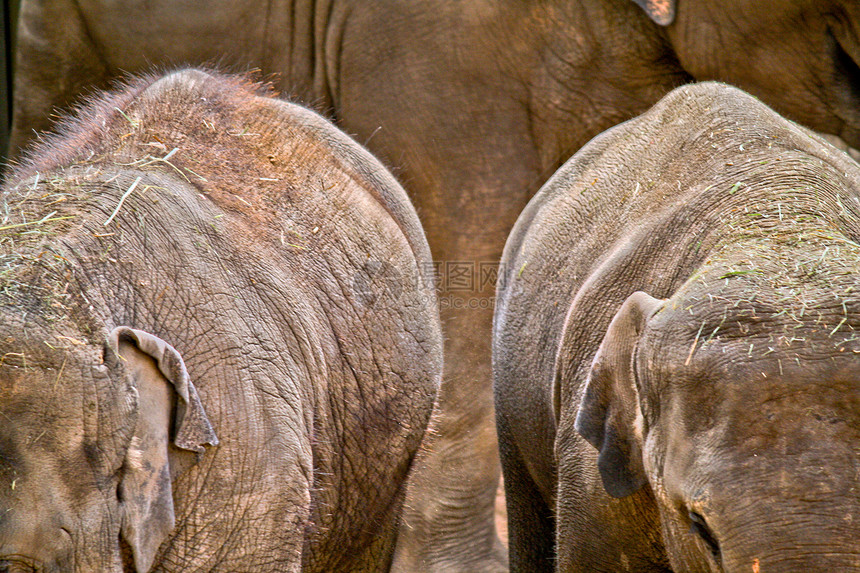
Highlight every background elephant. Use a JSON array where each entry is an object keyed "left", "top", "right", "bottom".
[
  {"left": 0, "top": 69, "right": 442, "bottom": 572},
  {"left": 8, "top": 1, "right": 860, "bottom": 569},
  {"left": 494, "top": 81, "right": 860, "bottom": 571}
]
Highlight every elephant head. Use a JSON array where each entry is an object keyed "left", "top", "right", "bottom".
[
  {"left": 576, "top": 261, "right": 860, "bottom": 571},
  {"left": 632, "top": 0, "right": 860, "bottom": 147},
  {"left": 0, "top": 322, "right": 217, "bottom": 572}
]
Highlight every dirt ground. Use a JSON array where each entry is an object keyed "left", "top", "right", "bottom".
[{"left": 496, "top": 479, "right": 508, "bottom": 547}]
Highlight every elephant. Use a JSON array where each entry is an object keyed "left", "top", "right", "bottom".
[
  {"left": 8, "top": 1, "right": 860, "bottom": 569},
  {"left": 494, "top": 81, "right": 860, "bottom": 571},
  {"left": 0, "top": 68, "right": 442, "bottom": 572}
]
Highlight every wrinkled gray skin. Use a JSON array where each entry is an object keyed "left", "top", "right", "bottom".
[
  {"left": 494, "top": 82, "right": 860, "bottom": 572},
  {"left": 9, "top": 1, "right": 860, "bottom": 570},
  {"left": 0, "top": 69, "right": 442, "bottom": 572}
]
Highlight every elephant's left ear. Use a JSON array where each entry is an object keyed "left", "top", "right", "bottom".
[
  {"left": 110, "top": 327, "right": 219, "bottom": 454},
  {"left": 108, "top": 327, "right": 219, "bottom": 573},
  {"left": 632, "top": 0, "right": 676, "bottom": 26},
  {"left": 575, "top": 292, "right": 664, "bottom": 498}
]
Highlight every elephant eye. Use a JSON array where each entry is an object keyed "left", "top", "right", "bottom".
[{"left": 688, "top": 510, "right": 721, "bottom": 563}]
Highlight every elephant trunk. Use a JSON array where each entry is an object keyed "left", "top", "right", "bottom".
[
  {"left": 714, "top": 495, "right": 860, "bottom": 572},
  {"left": 672, "top": 438, "right": 860, "bottom": 572},
  {"left": 721, "top": 539, "right": 860, "bottom": 572}
]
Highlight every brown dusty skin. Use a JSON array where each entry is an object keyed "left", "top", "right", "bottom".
[
  {"left": 0, "top": 69, "right": 442, "bottom": 572},
  {"left": 8, "top": 2, "right": 860, "bottom": 570},
  {"left": 495, "top": 81, "right": 860, "bottom": 572}
]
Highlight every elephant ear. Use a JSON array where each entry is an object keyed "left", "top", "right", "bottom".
[
  {"left": 575, "top": 292, "right": 664, "bottom": 498},
  {"left": 108, "top": 327, "right": 219, "bottom": 573},
  {"left": 632, "top": 0, "right": 676, "bottom": 26}
]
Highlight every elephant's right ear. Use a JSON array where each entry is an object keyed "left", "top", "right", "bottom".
[
  {"left": 575, "top": 292, "right": 664, "bottom": 498},
  {"left": 632, "top": 0, "right": 676, "bottom": 26},
  {"left": 108, "top": 327, "right": 218, "bottom": 573}
]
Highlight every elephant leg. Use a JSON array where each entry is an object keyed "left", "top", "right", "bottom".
[
  {"left": 497, "top": 408, "right": 555, "bottom": 572},
  {"left": 393, "top": 305, "right": 507, "bottom": 572},
  {"left": 9, "top": 0, "right": 109, "bottom": 158},
  {"left": 554, "top": 423, "right": 670, "bottom": 572}
]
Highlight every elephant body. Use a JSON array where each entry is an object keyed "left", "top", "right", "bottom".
[
  {"left": 9, "top": 2, "right": 860, "bottom": 569},
  {"left": 494, "top": 82, "right": 860, "bottom": 571},
  {"left": 0, "top": 69, "right": 442, "bottom": 572}
]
